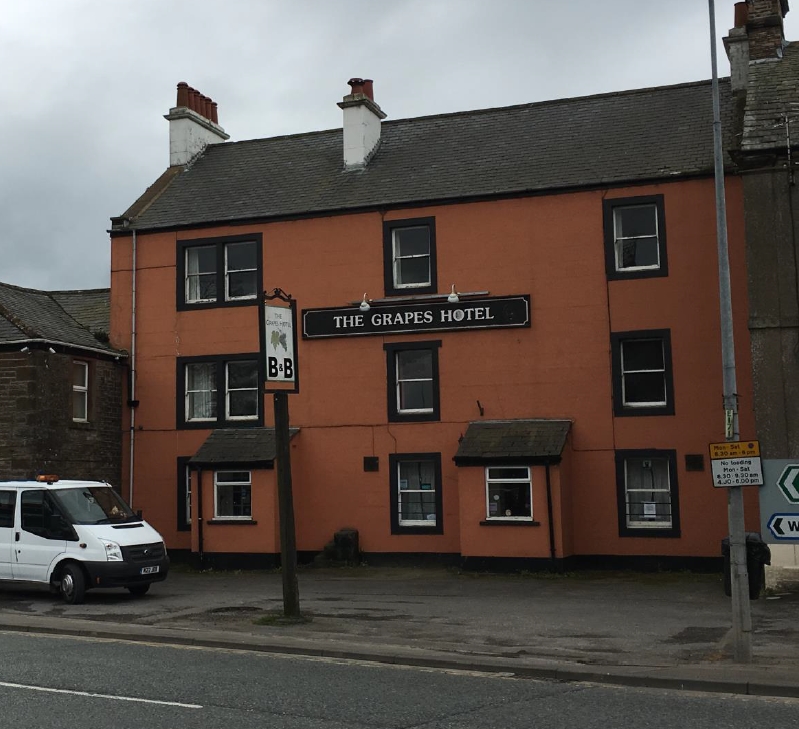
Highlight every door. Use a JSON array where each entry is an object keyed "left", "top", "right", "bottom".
[
  {"left": 0, "top": 490, "right": 16, "bottom": 579},
  {"left": 13, "top": 490, "right": 66, "bottom": 582}
]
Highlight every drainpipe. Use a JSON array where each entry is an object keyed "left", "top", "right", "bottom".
[
  {"left": 128, "top": 228, "right": 137, "bottom": 508},
  {"left": 545, "top": 464, "right": 556, "bottom": 564},
  {"left": 197, "top": 467, "right": 204, "bottom": 566}
]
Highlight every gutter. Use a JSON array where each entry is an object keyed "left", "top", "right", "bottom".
[{"left": 2, "top": 339, "right": 125, "bottom": 359}]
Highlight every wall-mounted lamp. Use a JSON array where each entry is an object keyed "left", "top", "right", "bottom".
[
  {"left": 48, "top": 347, "right": 56, "bottom": 354},
  {"left": 359, "top": 293, "right": 371, "bottom": 312},
  {"left": 20, "top": 346, "right": 29, "bottom": 353},
  {"left": 447, "top": 284, "right": 459, "bottom": 303}
]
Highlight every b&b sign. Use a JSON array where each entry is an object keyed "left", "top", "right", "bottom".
[{"left": 264, "top": 303, "right": 297, "bottom": 392}]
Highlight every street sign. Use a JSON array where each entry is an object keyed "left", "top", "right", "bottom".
[
  {"left": 709, "top": 440, "right": 760, "bottom": 459},
  {"left": 709, "top": 441, "right": 763, "bottom": 488},
  {"left": 776, "top": 464, "right": 799, "bottom": 504},
  {"left": 767, "top": 513, "right": 799, "bottom": 541},
  {"left": 760, "top": 459, "right": 799, "bottom": 544}
]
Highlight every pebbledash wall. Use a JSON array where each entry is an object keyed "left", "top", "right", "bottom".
[{"left": 109, "top": 75, "right": 761, "bottom": 571}]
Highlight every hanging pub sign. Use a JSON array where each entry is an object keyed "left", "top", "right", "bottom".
[
  {"left": 302, "top": 295, "right": 530, "bottom": 339},
  {"left": 261, "top": 289, "right": 300, "bottom": 393}
]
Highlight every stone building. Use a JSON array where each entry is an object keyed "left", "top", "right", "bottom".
[{"left": 0, "top": 283, "right": 126, "bottom": 484}]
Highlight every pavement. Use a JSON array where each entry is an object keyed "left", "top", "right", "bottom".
[{"left": 0, "top": 565, "right": 798, "bottom": 698}]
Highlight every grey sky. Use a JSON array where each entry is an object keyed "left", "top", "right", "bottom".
[{"left": 2, "top": 0, "right": 795, "bottom": 292}]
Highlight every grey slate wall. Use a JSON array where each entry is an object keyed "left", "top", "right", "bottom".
[{"left": 0, "top": 350, "right": 124, "bottom": 483}]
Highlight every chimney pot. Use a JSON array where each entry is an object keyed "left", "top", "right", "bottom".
[
  {"left": 176, "top": 81, "right": 189, "bottom": 108},
  {"left": 733, "top": 2, "right": 749, "bottom": 27},
  {"left": 347, "top": 77, "right": 365, "bottom": 96},
  {"left": 362, "top": 79, "right": 374, "bottom": 101},
  {"left": 211, "top": 101, "right": 219, "bottom": 124},
  {"left": 187, "top": 87, "right": 197, "bottom": 113}
]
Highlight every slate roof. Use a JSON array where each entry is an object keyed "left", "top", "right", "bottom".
[
  {"left": 454, "top": 419, "right": 572, "bottom": 466},
  {"left": 122, "top": 79, "right": 736, "bottom": 232},
  {"left": 190, "top": 428, "right": 300, "bottom": 467},
  {"left": 50, "top": 289, "right": 110, "bottom": 336},
  {"left": 0, "top": 282, "right": 118, "bottom": 353},
  {"left": 741, "top": 42, "right": 799, "bottom": 152}
]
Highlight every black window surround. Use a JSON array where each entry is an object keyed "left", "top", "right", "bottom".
[
  {"left": 615, "top": 449, "right": 680, "bottom": 538},
  {"left": 382, "top": 217, "right": 437, "bottom": 297},
  {"left": 610, "top": 329, "right": 674, "bottom": 417},
  {"left": 389, "top": 452, "right": 444, "bottom": 535},
  {"left": 176, "top": 353, "right": 264, "bottom": 430},
  {"left": 176, "top": 234, "right": 263, "bottom": 311},
  {"left": 384, "top": 340, "right": 441, "bottom": 423},
  {"left": 603, "top": 195, "right": 668, "bottom": 280}
]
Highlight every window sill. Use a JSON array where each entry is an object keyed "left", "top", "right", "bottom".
[
  {"left": 207, "top": 518, "right": 257, "bottom": 525},
  {"left": 70, "top": 420, "right": 93, "bottom": 429},
  {"left": 480, "top": 519, "right": 540, "bottom": 527}
]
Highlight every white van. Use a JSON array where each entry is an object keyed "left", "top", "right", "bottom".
[{"left": 0, "top": 477, "right": 168, "bottom": 604}]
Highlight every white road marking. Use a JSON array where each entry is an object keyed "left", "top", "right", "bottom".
[{"left": 0, "top": 681, "right": 202, "bottom": 709}]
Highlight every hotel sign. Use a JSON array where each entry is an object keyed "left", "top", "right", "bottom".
[{"left": 302, "top": 295, "right": 530, "bottom": 339}]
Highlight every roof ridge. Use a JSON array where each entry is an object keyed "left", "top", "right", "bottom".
[{"left": 214, "top": 77, "right": 723, "bottom": 149}]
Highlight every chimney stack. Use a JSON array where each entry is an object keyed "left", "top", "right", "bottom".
[
  {"left": 164, "top": 82, "right": 230, "bottom": 167},
  {"left": 337, "top": 77, "right": 386, "bottom": 170},
  {"left": 747, "top": 0, "right": 789, "bottom": 60}
]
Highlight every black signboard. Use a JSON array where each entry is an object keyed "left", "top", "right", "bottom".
[{"left": 302, "top": 295, "right": 530, "bottom": 339}]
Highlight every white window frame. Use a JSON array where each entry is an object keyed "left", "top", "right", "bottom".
[
  {"left": 225, "top": 360, "right": 258, "bottom": 421},
  {"left": 72, "top": 361, "right": 89, "bottom": 423},
  {"left": 185, "top": 245, "right": 218, "bottom": 304},
  {"left": 214, "top": 471, "right": 252, "bottom": 519},
  {"left": 397, "top": 460, "right": 437, "bottom": 527},
  {"left": 224, "top": 241, "right": 258, "bottom": 302},
  {"left": 624, "top": 457, "right": 672, "bottom": 529},
  {"left": 395, "top": 350, "right": 434, "bottom": 415},
  {"left": 392, "top": 226, "right": 431, "bottom": 289},
  {"left": 613, "top": 203, "right": 660, "bottom": 273},
  {"left": 620, "top": 338, "right": 667, "bottom": 408},
  {"left": 185, "top": 363, "right": 217, "bottom": 422},
  {"left": 485, "top": 466, "right": 533, "bottom": 521}
]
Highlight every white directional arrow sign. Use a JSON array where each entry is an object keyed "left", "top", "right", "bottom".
[
  {"left": 767, "top": 513, "right": 799, "bottom": 541},
  {"left": 777, "top": 465, "right": 799, "bottom": 504}
]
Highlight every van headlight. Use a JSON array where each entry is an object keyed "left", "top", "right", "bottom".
[{"left": 99, "top": 539, "right": 123, "bottom": 562}]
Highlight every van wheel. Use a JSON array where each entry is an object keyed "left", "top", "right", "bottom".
[
  {"left": 127, "top": 584, "right": 150, "bottom": 597},
  {"left": 59, "top": 564, "right": 86, "bottom": 605}
]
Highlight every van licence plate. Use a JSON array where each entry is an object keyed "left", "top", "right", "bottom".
[{"left": 140, "top": 566, "right": 159, "bottom": 575}]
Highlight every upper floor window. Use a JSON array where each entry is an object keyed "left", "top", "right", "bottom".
[
  {"left": 603, "top": 195, "right": 667, "bottom": 280},
  {"left": 177, "top": 235, "right": 262, "bottom": 310},
  {"left": 72, "top": 361, "right": 88, "bottom": 422},
  {"left": 611, "top": 330, "right": 674, "bottom": 417},
  {"left": 177, "top": 354, "right": 262, "bottom": 429},
  {"left": 616, "top": 450, "right": 680, "bottom": 537},
  {"left": 384, "top": 341, "right": 441, "bottom": 422},
  {"left": 383, "top": 218, "right": 437, "bottom": 296}
]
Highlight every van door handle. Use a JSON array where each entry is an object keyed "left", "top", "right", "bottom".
[{"left": 15, "top": 532, "right": 19, "bottom": 542}]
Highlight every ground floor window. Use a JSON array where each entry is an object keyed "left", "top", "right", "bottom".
[
  {"left": 485, "top": 466, "right": 532, "bottom": 520},
  {"left": 214, "top": 471, "right": 252, "bottom": 519},
  {"left": 389, "top": 453, "right": 443, "bottom": 535},
  {"left": 615, "top": 450, "right": 680, "bottom": 537}
]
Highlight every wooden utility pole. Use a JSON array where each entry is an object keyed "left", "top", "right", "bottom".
[{"left": 274, "top": 390, "right": 299, "bottom": 617}]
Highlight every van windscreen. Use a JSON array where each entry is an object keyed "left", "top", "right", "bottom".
[{"left": 53, "top": 487, "right": 137, "bottom": 525}]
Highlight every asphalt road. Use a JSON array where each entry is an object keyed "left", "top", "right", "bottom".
[{"left": 2, "top": 632, "right": 799, "bottom": 729}]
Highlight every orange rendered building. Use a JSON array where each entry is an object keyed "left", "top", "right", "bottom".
[{"left": 109, "top": 76, "right": 759, "bottom": 570}]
